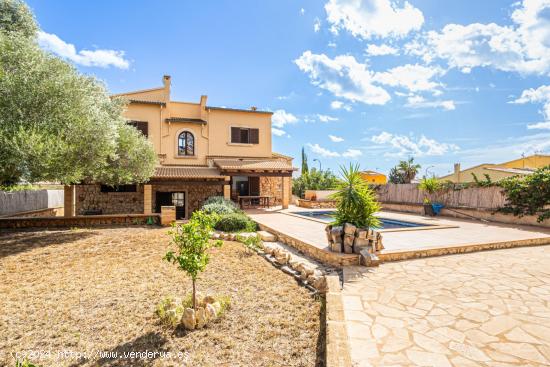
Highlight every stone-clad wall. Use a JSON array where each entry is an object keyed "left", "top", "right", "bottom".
[
  {"left": 75, "top": 185, "right": 144, "bottom": 215},
  {"left": 260, "top": 177, "right": 283, "bottom": 205},
  {"left": 152, "top": 184, "right": 223, "bottom": 218}
]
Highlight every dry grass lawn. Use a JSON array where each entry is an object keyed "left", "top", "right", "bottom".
[{"left": 0, "top": 226, "right": 323, "bottom": 367}]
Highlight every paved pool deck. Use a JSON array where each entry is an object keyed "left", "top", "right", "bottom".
[{"left": 247, "top": 206, "right": 550, "bottom": 262}]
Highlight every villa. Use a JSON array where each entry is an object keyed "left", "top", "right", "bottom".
[{"left": 64, "top": 75, "right": 295, "bottom": 219}]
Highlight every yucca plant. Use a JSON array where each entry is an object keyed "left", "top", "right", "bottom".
[{"left": 330, "top": 163, "right": 380, "bottom": 228}]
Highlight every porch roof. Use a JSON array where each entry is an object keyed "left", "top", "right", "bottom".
[
  {"left": 152, "top": 166, "right": 225, "bottom": 179},
  {"left": 212, "top": 158, "right": 296, "bottom": 172}
]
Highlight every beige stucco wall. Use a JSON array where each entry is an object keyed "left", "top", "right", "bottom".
[
  {"left": 441, "top": 165, "right": 519, "bottom": 183},
  {"left": 207, "top": 109, "right": 272, "bottom": 158},
  {"left": 117, "top": 80, "right": 273, "bottom": 165},
  {"left": 502, "top": 155, "right": 550, "bottom": 169}
]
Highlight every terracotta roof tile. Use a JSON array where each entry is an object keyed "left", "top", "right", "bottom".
[
  {"left": 213, "top": 159, "right": 295, "bottom": 171},
  {"left": 153, "top": 166, "right": 224, "bottom": 179}
]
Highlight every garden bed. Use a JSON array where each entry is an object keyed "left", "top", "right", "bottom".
[{"left": 0, "top": 226, "right": 323, "bottom": 366}]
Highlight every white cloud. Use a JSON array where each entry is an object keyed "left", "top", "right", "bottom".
[
  {"left": 295, "top": 51, "right": 391, "bottom": 105},
  {"left": 272, "top": 109, "right": 298, "bottom": 128},
  {"left": 307, "top": 143, "right": 363, "bottom": 158},
  {"left": 373, "top": 63, "right": 445, "bottom": 92},
  {"left": 365, "top": 43, "right": 399, "bottom": 56},
  {"left": 314, "top": 18, "right": 321, "bottom": 32},
  {"left": 329, "top": 134, "right": 344, "bottom": 142},
  {"left": 510, "top": 85, "right": 550, "bottom": 122},
  {"left": 342, "top": 148, "right": 362, "bottom": 158},
  {"left": 406, "top": 0, "right": 550, "bottom": 76},
  {"left": 300, "top": 8, "right": 306, "bottom": 15},
  {"left": 317, "top": 114, "right": 339, "bottom": 122},
  {"left": 37, "top": 31, "right": 129, "bottom": 69},
  {"left": 527, "top": 122, "right": 550, "bottom": 130},
  {"left": 328, "top": 42, "right": 337, "bottom": 48},
  {"left": 272, "top": 127, "right": 287, "bottom": 136},
  {"left": 405, "top": 95, "right": 456, "bottom": 110},
  {"left": 371, "top": 131, "right": 459, "bottom": 156},
  {"left": 330, "top": 100, "right": 352, "bottom": 111},
  {"left": 325, "top": 0, "right": 424, "bottom": 39},
  {"left": 308, "top": 143, "right": 341, "bottom": 157}
]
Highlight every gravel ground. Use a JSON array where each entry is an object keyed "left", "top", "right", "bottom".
[{"left": 0, "top": 226, "right": 323, "bottom": 367}]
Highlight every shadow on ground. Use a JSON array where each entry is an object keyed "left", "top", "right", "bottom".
[
  {"left": 69, "top": 332, "right": 168, "bottom": 367},
  {"left": 0, "top": 229, "right": 97, "bottom": 259}
]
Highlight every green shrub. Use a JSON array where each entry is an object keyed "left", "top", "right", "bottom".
[
  {"left": 215, "top": 213, "right": 257, "bottom": 232},
  {"left": 15, "top": 360, "right": 38, "bottom": 367},
  {"left": 499, "top": 166, "right": 550, "bottom": 222},
  {"left": 203, "top": 196, "right": 239, "bottom": 210},
  {"left": 202, "top": 202, "right": 237, "bottom": 215},
  {"left": 330, "top": 163, "right": 380, "bottom": 228},
  {"left": 236, "top": 233, "right": 263, "bottom": 252}
]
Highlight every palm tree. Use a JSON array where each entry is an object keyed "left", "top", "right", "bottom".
[{"left": 397, "top": 157, "right": 421, "bottom": 183}]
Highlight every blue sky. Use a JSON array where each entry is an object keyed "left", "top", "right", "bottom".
[{"left": 28, "top": 0, "right": 550, "bottom": 176}]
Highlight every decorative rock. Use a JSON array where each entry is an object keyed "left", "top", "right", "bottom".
[
  {"left": 312, "top": 276, "right": 327, "bottom": 292},
  {"left": 196, "top": 307, "right": 207, "bottom": 329},
  {"left": 203, "top": 295, "right": 215, "bottom": 305},
  {"left": 182, "top": 308, "right": 196, "bottom": 330},
  {"left": 263, "top": 243, "right": 277, "bottom": 255},
  {"left": 258, "top": 231, "right": 277, "bottom": 242},
  {"left": 356, "top": 229, "right": 368, "bottom": 239},
  {"left": 344, "top": 223, "right": 357, "bottom": 235},
  {"left": 353, "top": 237, "right": 370, "bottom": 254},
  {"left": 330, "top": 226, "right": 343, "bottom": 243},
  {"left": 275, "top": 252, "right": 290, "bottom": 265},
  {"left": 331, "top": 241, "right": 342, "bottom": 253},
  {"left": 360, "top": 249, "right": 380, "bottom": 267},
  {"left": 206, "top": 303, "right": 217, "bottom": 321}
]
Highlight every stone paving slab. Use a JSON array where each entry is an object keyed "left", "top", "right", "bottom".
[{"left": 342, "top": 246, "right": 550, "bottom": 367}]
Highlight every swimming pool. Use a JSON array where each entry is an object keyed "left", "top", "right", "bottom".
[{"left": 291, "top": 210, "right": 428, "bottom": 229}]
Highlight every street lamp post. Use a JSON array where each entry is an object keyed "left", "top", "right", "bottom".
[
  {"left": 313, "top": 158, "right": 322, "bottom": 171},
  {"left": 425, "top": 165, "right": 435, "bottom": 178}
]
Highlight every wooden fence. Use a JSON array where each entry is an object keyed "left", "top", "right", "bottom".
[{"left": 376, "top": 184, "right": 507, "bottom": 210}]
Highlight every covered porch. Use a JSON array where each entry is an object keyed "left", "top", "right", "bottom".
[{"left": 211, "top": 158, "right": 295, "bottom": 209}]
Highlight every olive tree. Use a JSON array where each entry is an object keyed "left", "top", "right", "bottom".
[{"left": 0, "top": 0, "right": 156, "bottom": 186}]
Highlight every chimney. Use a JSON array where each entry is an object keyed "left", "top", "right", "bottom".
[
  {"left": 200, "top": 95, "right": 208, "bottom": 121},
  {"left": 454, "top": 163, "right": 461, "bottom": 183},
  {"left": 163, "top": 75, "right": 171, "bottom": 101}
]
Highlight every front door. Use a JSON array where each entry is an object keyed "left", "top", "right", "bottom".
[
  {"left": 236, "top": 180, "right": 249, "bottom": 196},
  {"left": 155, "top": 191, "right": 186, "bottom": 219}
]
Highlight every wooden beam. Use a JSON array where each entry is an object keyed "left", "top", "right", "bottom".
[{"left": 220, "top": 171, "right": 293, "bottom": 177}]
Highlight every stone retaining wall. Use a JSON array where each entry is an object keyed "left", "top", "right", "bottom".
[
  {"left": 0, "top": 214, "right": 160, "bottom": 229},
  {"left": 256, "top": 223, "right": 359, "bottom": 267},
  {"left": 76, "top": 185, "right": 143, "bottom": 215},
  {"left": 2, "top": 207, "right": 63, "bottom": 218}
]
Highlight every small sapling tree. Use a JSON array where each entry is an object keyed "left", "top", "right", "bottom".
[{"left": 164, "top": 211, "right": 222, "bottom": 310}]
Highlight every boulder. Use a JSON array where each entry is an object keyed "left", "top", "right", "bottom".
[
  {"left": 343, "top": 223, "right": 357, "bottom": 235},
  {"left": 343, "top": 235, "right": 354, "bottom": 254},
  {"left": 263, "top": 243, "right": 277, "bottom": 255},
  {"left": 182, "top": 308, "right": 196, "bottom": 330},
  {"left": 275, "top": 251, "right": 290, "bottom": 265},
  {"left": 356, "top": 229, "right": 369, "bottom": 239},
  {"left": 330, "top": 241, "right": 342, "bottom": 253},
  {"left": 196, "top": 307, "right": 207, "bottom": 329}
]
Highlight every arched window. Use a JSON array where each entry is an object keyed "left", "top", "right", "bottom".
[{"left": 178, "top": 131, "right": 195, "bottom": 156}]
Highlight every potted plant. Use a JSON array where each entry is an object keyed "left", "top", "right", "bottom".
[{"left": 419, "top": 177, "right": 443, "bottom": 216}]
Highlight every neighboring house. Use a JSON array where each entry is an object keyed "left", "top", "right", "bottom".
[
  {"left": 360, "top": 170, "right": 387, "bottom": 185},
  {"left": 65, "top": 75, "right": 295, "bottom": 219},
  {"left": 439, "top": 154, "right": 550, "bottom": 183}
]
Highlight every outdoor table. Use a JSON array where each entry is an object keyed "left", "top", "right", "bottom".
[{"left": 238, "top": 195, "right": 272, "bottom": 209}]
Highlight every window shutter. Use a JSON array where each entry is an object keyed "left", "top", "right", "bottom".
[
  {"left": 250, "top": 128, "right": 259, "bottom": 144},
  {"left": 128, "top": 120, "right": 148, "bottom": 137},
  {"left": 231, "top": 127, "right": 241, "bottom": 143}
]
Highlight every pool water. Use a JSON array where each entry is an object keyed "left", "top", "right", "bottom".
[{"left": 291, "top": 211, "right": 428, "bottom": 229}]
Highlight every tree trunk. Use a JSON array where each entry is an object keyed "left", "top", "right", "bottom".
[{"left": 192, "top": 279, "right": 196, "bottom": 310}]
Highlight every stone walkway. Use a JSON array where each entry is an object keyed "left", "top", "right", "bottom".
[{"left": 342, "top": 246, "right": 550, "bottom": 366}]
